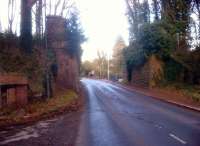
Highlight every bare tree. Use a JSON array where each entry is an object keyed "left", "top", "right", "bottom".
[
  {"left": 8, "top": 0, "right": 16, "bottom": 33},
  {"left": 60, "top": 0, "right": 67, "bottom": 16},
  {"left": 49, "top": 0, "right": 52, "bottom": 14},
  {"left": 152, "top": 0, "right": 160, "bottom": 20},
  {"left": 192, "top": 0, "right": 200, "bottom": 42},
  {"left": 20, "top": 0, "right": 38, "bottom": 54},
  {"left": 97, "top": 50, "right": 107, "bottom": 78},
  {"left": 54, "top": 0, "right": 62, "bottom": 15},
  {"left": 62, "top": 0, "right": 75, "bottom": 17},
  {"left": 35, "top": 0, "right": 43, "bottom": 37},
  {"left": 125, "top": 0, "right": 140, "bottom": 40},
  {"left": 125, "top": 0, "right": 151, "bottom": 40},
  {"left": 44, "top": 0, "right": 74, "bottom": 17}
]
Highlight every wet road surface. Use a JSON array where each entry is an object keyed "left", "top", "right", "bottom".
[
  {"left": 0, "top": 110, "right": 81, "bottom": 146},
  {"left": 76, "top": 79, "right": 200, "bottom": 146},
  {"left": 0, "top": 78, "right": 200, "bottom": 146}
]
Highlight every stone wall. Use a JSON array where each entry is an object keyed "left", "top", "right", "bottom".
[
  {"left": 131, "top": 62, "right": 150, "bottom": 87},
  {"left": 131, "top": 55, "right": 163, "bottom": 88}
]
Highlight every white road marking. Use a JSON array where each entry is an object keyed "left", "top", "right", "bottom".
[
  {"left": 0, "top": 130, "right": 39, "bottom": 145},
  {"left": 155, "top": 124, "right": 162, "bottom": 129},
  {"left": 0, "top": 131, "right": 7, "bottom": 134},
  {"left": 169, "top": 133, "right": 187, "bottom": 145},
  {"left": 0, "top": 119, "right": 57, "bottom": 145}
]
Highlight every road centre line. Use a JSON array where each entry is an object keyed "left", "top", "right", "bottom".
[{"left": 169, "top": 133, "right": 187, "bottom": 145}]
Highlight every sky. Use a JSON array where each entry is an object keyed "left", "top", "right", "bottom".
[
  {"left": 0, "top": 1, "right": 15, "bottom": 30},
  {"left": 75, "top": 0, "right": 129, "bottom": 61},
  {"left": 0, "top": 1, "right": 20, "bottom": 33},
  {"left": 0, "top": 0, "right": 129, "bottom": 61},
  {"left": 1, "top": 0, "right": 199, "bottom": 60}
]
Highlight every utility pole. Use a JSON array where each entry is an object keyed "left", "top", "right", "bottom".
[
  {"left": 107, "top": 53, "right": 110, "bottom": 80},
  {"left": 44, "top": 0, "right": 50, "bottom": 99},
  {"left": 176, "top": 33, "right": 180, "bottom": 51},
  {"left": 0, "top": 22, "right": 2, "bottom": 32}
]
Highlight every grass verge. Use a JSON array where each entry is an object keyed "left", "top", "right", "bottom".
[
  {"left": 0, "top": 90, "right": 80, "bottom": 128},
  {"left": 159, "top": 82, "right": 200, "bottom": 103}
]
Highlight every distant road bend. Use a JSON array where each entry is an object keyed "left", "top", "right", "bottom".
[
  {"left": 0, "top": 79, "right": 200, "bottom": 146},
  {"left": 76, "top": 79, "right": 200, "bottom": 146}
]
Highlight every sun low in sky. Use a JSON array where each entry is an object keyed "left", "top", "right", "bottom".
[{"left": 75, "top": 0, "right": 129, "bottom": 61}]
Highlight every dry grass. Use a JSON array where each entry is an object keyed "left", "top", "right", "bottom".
[
  {"left": 25, "top": 90, "right": 77, "bottom": 114},
  {"left": 0, "top": 90, "right": 79, "bottom": 127},
  {"left": 159, "top": 82, "right": 200, "bottom": 103}
]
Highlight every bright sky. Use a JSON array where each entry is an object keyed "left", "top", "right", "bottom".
[
  {"left": 0, "top": 0, "right": 129, "bottom": 61},
  {"left": 0, "top": 1, "right": 20, "bottom": 33},
  {"left": 75, "top": 0, "right": 129, "bottom": 61}
]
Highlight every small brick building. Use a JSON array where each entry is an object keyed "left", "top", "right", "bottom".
[{"left": 0, "top": 74, "right": 28, "bottom": 108}]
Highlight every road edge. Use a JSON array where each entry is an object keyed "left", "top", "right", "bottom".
[
  {"left": 0, "top": 92, "right": 83, "bottom": 130},
  {"left": 107, "top": 80, "right": 200, "bottom": 113}
]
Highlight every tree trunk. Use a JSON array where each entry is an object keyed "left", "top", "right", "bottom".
[
  {"left": 20, "top": 0, "right": 33, "bottom": 54},
  {"left": 36, "top": 0, "right": 42, "bottom": 38},
  {"left": 152, "top": 0, "right": 159, "bottom": 20}
]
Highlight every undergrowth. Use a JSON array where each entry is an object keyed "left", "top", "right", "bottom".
[{"left": 0, "top": 90, "right": 78, "bottom": 122}]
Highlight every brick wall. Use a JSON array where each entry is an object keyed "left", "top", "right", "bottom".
[
  {"left": 7, "top": 88, "right": 16, "bottom": 107},
  {"left": 47, "top": 16, "right": 80, "bottom": 92},
  {"left": 0, "top": 74, "right": 28, "bottom": 85},
  {"left": 16, "top": 86, "right": 28, "bottom": 107}
]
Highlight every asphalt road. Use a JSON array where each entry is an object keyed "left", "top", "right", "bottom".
[
  {"left": 0, "top": 79, "right": 200, "bottom": 146},
  {"left": 76, "top": 79, "right": 200, "bottom": 146},
  {"left": 0, "top": 108, "right": 82, "bottom": 146}
]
